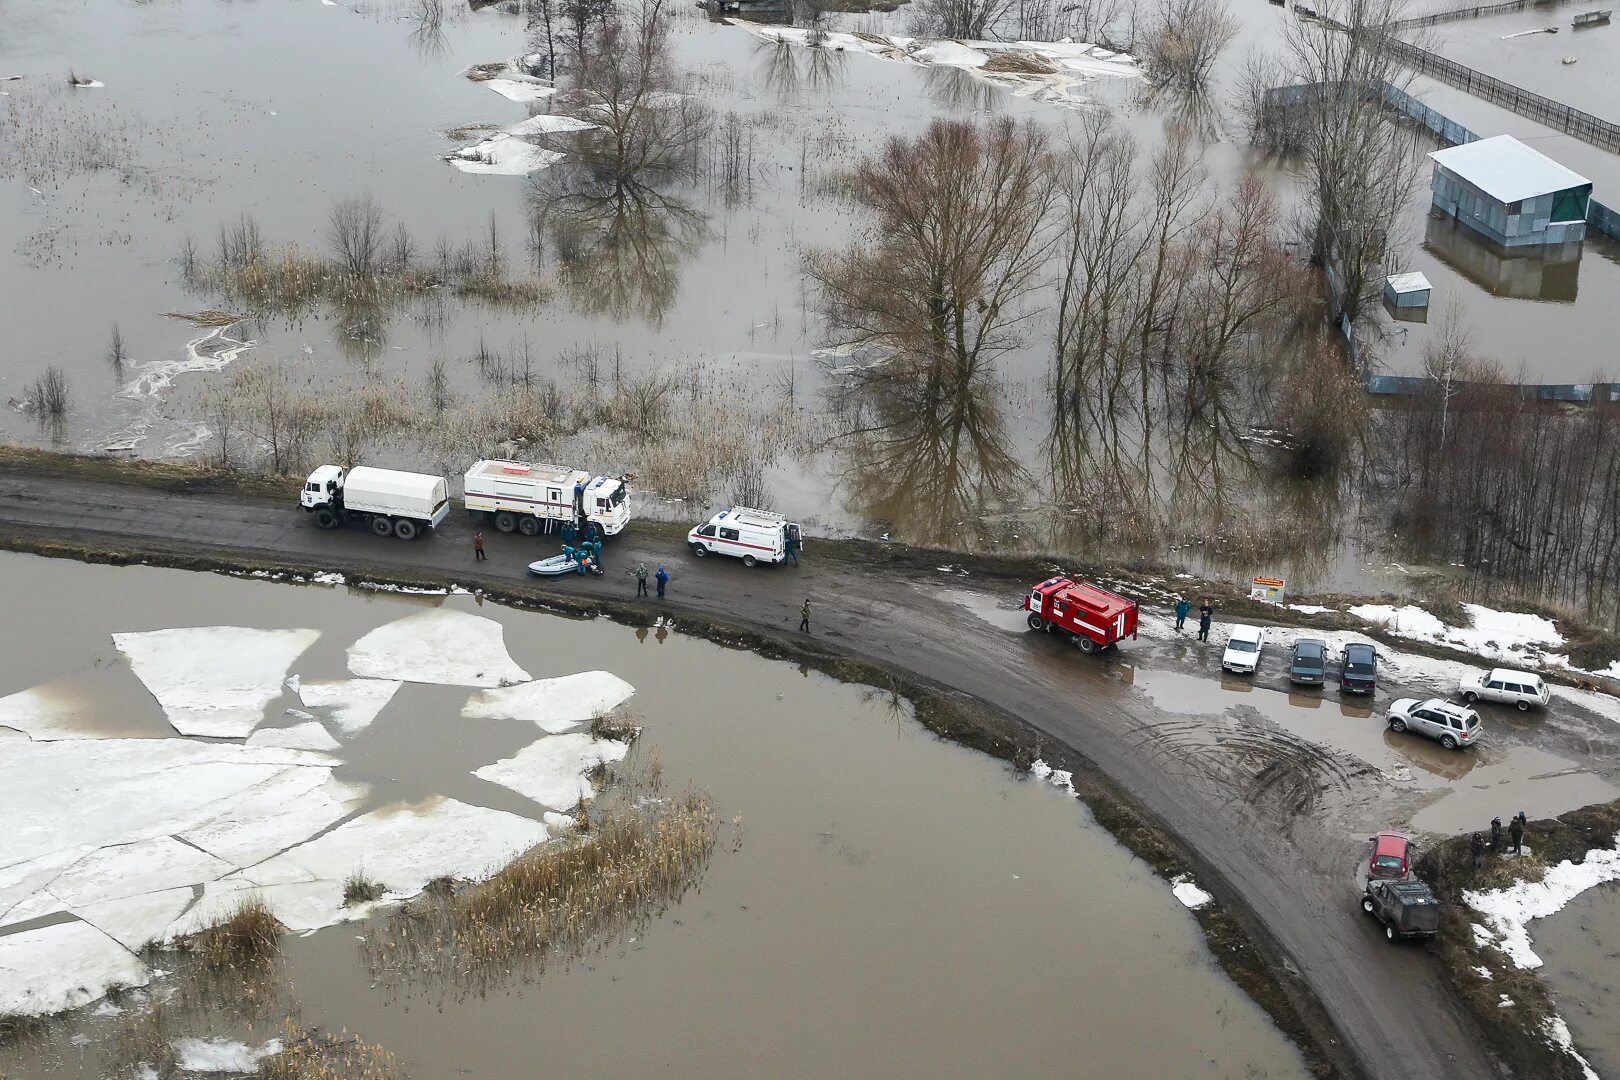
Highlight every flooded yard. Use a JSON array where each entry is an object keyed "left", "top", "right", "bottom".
[
  {"left": 0, "top": 551, "right": 1310, "bottom": 1078},
  {"left": 1534, "top": 881, "right": 1620, "bottom": 1079}
]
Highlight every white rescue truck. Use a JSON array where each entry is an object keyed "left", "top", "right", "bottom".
[
  {"left": 301, "top": 465, "right": 450, "bottom": 540},
  {"left": 687, "top": 507, "right": 803, "bottom": 567},
  {"left": 462, "top": 459, "right": 632, "bottom": 537}
]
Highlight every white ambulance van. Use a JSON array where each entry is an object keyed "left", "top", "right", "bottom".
[{"left": 687, "top": 507, "right": 803, "bottom": 567}]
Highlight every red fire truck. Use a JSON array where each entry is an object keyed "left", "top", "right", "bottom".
[{"left": 1023, "top": 577, "right": 1139, "bottom": 653}]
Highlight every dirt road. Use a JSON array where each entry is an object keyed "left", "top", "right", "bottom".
[{"left": 0, "top": 468, "right": 1500, "bottom": 1080}]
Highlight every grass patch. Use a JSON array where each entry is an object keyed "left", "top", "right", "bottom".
[
  {"left": 589, "top": 711, "right": 641, "bottom": 742},
  {"left": 260, "top": 1019, "right": 400, "bottom": 1080},
  {"left": 981, "top": 51, "right": 1057, "bottom": 74},
  {"left": 1417, "top": 801, "right": 1620, "bottom": 1080},
  {"left": 343, "top": 872, "right": 388, "bottom": 906},
  {"left": 188, "top": 896, "right": 283, "bottom": 968}
]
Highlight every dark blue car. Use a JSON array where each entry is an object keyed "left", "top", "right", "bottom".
[
  {"left": 1289, "top": 638, "right": 1327, "bottom": 685},
  {"left": 1342, "top": 643, "right": 1378, "bottom": 695}
]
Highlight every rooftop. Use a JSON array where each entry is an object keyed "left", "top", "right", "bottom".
[{"left": 1428, "top": 135, "right": 1591, "bottom": 204}]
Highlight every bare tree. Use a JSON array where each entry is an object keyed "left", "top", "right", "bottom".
[
  {"left": 561, "top": 0, "right": 616, "bottom": 64},
  {"left": 106, "top": 323, "right": 127, "bottom": 368},
  {"left": 426, "top": 358, "right": 453, "bottom": 414},
  {"left": 910, "top": 0, "right": 1018, "bottom": 38},
  {"left": 1141, "top": 0, "right": 1239, "bottom": 91},
  {"left": 327, "top": 195, "right": 386, "bottom": 279},
  {"left": 615, "top": 370, "right": 676, "bottom": 440},
  {"left": 32, "top": 366, "right": 70, "bottom": 421},
  {"left": 806, "top": 118, "right": 1056, "bottom": 389},
  {"left": 526, "top": 0, "right": 561, "bottom": 79},
  {"left": 1280, "top": 0, "right": 1423, "bottom": 335}
]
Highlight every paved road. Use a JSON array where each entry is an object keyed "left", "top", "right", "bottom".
[{"left": 0, "top": 472, "right": 1498, "bottom": 1080}]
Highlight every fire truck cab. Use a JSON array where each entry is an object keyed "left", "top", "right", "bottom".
[{"left": 1023, "top": 577, "right": 1139, "bottom": 654}]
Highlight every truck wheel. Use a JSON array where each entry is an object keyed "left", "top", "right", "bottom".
[
  {"left": 1388, "top": 718, "right": 1406, "bottom": 733},
  {"left": 518, "top": 517, "right": 540, "bottom": 537},
  {"left": 494, "top": 512, "right": 517, "bottom": 534},
  {"left": 1361, "top": 896, "right": 1375, "bottom": 915},
  {"left": 1076, "top": 637, "right": 1098, "bottom": 654},
  {"left": 393, "top": 519, "right": 419, "bottom": 541},
  {"left": 1026, "top": 614, "right": 1045, "bottom": 631},
  {"left": 742, "top": 554, "right": 757, "bottom": 568},
  {"left": 313, "top": 508, "right": 339, "bottom": 530},
  {"left": 691, "top": 543, "right": 707, "bottom": 558},
  {"left": 1385, "top": 925, "right": 1396, "bottom": 942},
  {"left": 1440, "top": 734, "right": 1458, "bottom": 750},
  {"left": 370, "top": 516, "right": 393, "bottom": 537}
]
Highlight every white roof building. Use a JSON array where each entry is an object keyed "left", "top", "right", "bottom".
[
  {"left": 1427, "top": 135, "right": 1592, "bottom": 249},
  {"left": 1427, "top": 136, "right": 1590, "bottom": 204}
]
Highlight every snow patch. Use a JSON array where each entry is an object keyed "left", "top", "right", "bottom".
[
  {"left": 1543, "top": 1015, "right": 1602, "bottom": 1080},
  {"left": 1464, "top": 835, "right": 1620, "bottom": 968},
  {"left": 505, "top": 113, "right": 597, "bottom": 135},
  {"left": 348, "top": 610, "right": 529, "bottom": 687},
  {"left": 446, "top": 134, "right": 563, "bottom": 176},
  {"left": 179, "top": 772, "right": 365, "bottom": 867},
  {"left": 485, "top": 78, "right": 557, "bottom": 102},
  {"left": 473, "top": 733, "right": 631, "bottom": 810},
  {"left": 0, "top": 921, "right": 149, "bottom": 1017},
  {"left": 172, "top": 1037, "right": 283, "bottom": 1074},
  {"left": 74, "top": 888, "right": 196, "bottom": 952},
  {"left": 114, "top": 626, "right": 320, "bottom": 737},
  {"left": 296, "top": 677, "right": 400, "bottom": 735},
  {"left": 1348, "top": 602, "right": 1563, "bottom": 667},
  {"left": 1287, "top": 604, "right": 1336, "bottom": 615},
  {"left": 1170, "top": 875, "right": 1213, "bottom": 910},
  {"left": 1027, "top": 758, "right": 1075, "bottom": 794},
  {"left": 461, "top": 671, "right": 636, "bottom": 733}
]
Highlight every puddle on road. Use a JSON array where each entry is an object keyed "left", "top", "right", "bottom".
[
  {"left": 1131, "top": 669, "right": 1617, "bottom": 836},
  {"left": 933, "top": 586, "right": 1032, "bottom": 633},
  {"left": 0, "top": 553, "right": 1309, "bottom": 1079},
  {"left": 1532, "top": 882, "right": 1620, "bottom": 1080}
]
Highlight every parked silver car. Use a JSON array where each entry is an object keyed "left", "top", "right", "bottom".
[
  {"left": 1458, "top": 668, "right": 1551, "bottom": 712},
  {"left": 1387, "top": 697, "right": 1482, "bottom": 750}
]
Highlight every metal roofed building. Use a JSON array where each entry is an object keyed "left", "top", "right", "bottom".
[{"left": 1428, "top": 135, "right": 1592, "bottom": 249}]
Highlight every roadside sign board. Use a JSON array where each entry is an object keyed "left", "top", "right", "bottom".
[{"left": 1250, "top": 576, "right": 1287, "bottom": 604}]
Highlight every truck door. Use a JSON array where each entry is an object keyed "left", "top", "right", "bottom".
[{"left": 548, "top": 488, "right": 561, "bottom": 510}]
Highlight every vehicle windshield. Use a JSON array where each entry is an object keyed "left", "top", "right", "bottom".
[
  {"left": 1295, "top": 644, "right": 1323, "bottom": 660},
  {"left": 1346, "top": 662, "right": 1375, "bottom": 675},
  {"left": 1375, "top": 855, "right": 1404, "bottom": 869},
  {"left": 1228, "top": 640, "right": 1258, "bottom": 653}
]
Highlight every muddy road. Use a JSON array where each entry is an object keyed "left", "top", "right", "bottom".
[{"left": 0, "top": 467, "right": 1531, "bottom": 1079}]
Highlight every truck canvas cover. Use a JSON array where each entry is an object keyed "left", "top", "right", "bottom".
[{"left": 345, "top": 467, "right": 447, "bottom": 508}]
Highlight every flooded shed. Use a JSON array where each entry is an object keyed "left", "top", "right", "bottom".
[{"left": 1428, "top": 135, "right": 1592, "bottom": 250}]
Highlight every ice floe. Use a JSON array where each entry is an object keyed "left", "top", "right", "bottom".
[
  {"left": 114, "top": 626, "right": 320, "bottom": 737},
  {"left": 296, "top": 677, "right": 400, "bottom": 735},
  {"left": 485, "top": 78, "right": 557, "bottom": 102},
  {"left": 0, "top": 683, "right": 112, "bottom": 741},
  {"left": 0, "top": 921, "right": 150, "bottom": 1017},
  {"left": 505, "top": 113, "right": 597, "bottom": 135},
  {"left": 348, "top": 610, "right": 529, "bottom": 687},
  {"left": 179, "top": 772, "right": 365, "bottom": 867},
  {"left": 461, "top": 671, "right": 636, "bottom": 732},
  {"left": 473, "top": 733, "right": 630, "bottom": 810},
  {"left": 173, "top": 1037, "right": 283, "bottom": 1074},
  {"left": 246, "top": 720, "right": 342, "bottom": 752},
  {"left": 1464, "top": 835, "right": 1620, "bottom": 968},
  {"left": 75, "top": 888, "right": 196, "bottom": 952},
  {"left": 47, "top": 837, "right": 232, "bottom": 908}
]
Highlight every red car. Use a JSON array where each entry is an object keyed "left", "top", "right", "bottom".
[{"left": 1368, "top": 832, "right": 1414, "bottom": 881}]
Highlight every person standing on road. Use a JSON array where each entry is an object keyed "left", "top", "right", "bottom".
[
  {"left": 655, "top": 564, "right": 669, "bottom": 598},
  {"left": 474, "top": 531, "right": 487, "bottom": 562},
  {"left": 633, "top": 562, "right": 649, "bottom": 597},
  {"left": 1509, "top": 813, "right": 1525, "bottom": 856},
  {"left": 1174, "top": 597, "right": 1191, "bottom": 632},
  {"left": 1470, "top": 832, "right": 1485, "bottom": 868},
  {"left": 785, "top": 531, "right": 801, "bottom": 565},
  {"left": 1197, "top": 601, "right": 1213, "bottom": 642},
  {"left": 799, "top": 598, "right": 811, "bottom": 633}
]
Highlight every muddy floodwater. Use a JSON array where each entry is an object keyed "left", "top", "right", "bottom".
[
  {"left": 0, "top": 551, "right": 1310, "bottom": 1079},
  {"left": 1534, "top": 882, "right": 1620, "bottom": 1080}
]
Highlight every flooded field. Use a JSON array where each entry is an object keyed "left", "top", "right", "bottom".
[
  {"left": 1534, "top": 881, "right": 1620, "bottom": 1079},
  {"left": 0, "top": 551, "right": 1311, "bottom": 1078}
]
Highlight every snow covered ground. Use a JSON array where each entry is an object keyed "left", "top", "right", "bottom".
[
  {"left": 1465, "top": 836, "right": 1620, "bottom": 969},
  {"left": 1349, "top": 603, "right": 1563, "bottom": 670},
  {"left": 0, "top": 610, "right": 635, "bottom": 1019},
  {"left": 730, "top": 23, "right": 1138, "bottom": 109}
]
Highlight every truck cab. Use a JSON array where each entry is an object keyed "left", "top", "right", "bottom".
[
  {"left": 301, "top": 465, "right": 345, "bottom": 510},
  {"left": 582, "top": 475, "right": 632, "bottom": 535},
  {"left": 1023, "top": 577, "right": 1138, "bottom": 654}
]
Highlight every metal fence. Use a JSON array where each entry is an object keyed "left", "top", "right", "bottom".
[
  {"left": 1376, "top": 35, "right": 1620, "bottom": 152},
  {"left": 1389, "top": 0, "right": 1574, "bottom": 29}
]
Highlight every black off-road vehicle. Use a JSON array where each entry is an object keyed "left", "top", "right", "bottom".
[{"left": 1361, "top": 878, "right": 1440, "bottom": 942}]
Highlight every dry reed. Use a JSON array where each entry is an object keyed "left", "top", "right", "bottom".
[
  {"left": 258, "top": 1019, "right": 400, "bottom": 1080},
  {"left": 188, "top": 896, "right": 283, "bottom": 968}
]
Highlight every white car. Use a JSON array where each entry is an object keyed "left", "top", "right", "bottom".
[
  {"left": 1388, "top": 697, "right": 1482, "bottom": 750},
  {"left": 1221, "top": 625, "right": 1266, "bottom": 674},
  {"left": 1458, "top": 668, "right": 1551, "bottom": 712}
]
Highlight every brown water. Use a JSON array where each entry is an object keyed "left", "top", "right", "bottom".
[
  {"left": 1534, "top": 881, "right": 1620, "bottom": 1079},
  {"left": 0, "top": 551, "right": 1310, "bottom": 1078}
]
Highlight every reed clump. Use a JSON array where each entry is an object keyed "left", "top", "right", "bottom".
[
  {"left": 189, "top": 896, "right": 283, "bottom": 968},
  {"left": 343, "top": 873, "right": 388, "bottom": 906},
  {"left": 258, "top": 1019, "right": 400, "bottom": 1080}
]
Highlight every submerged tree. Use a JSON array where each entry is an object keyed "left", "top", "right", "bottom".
[
  {"left": 807, "top": 118, "right": 1056, "bottom": 389},
  {"left": 909, "top": 0, "right": 1019, "bottom": 39},
  {"left": 1140, "top": 0, "right": 1239, "bottom": 92}
]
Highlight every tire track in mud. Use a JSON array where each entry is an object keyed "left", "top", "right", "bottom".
[{"left": 1126, "top": 713, "right": 1382, "bottom": 820}]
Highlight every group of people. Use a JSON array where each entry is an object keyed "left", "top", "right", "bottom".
[
  {"left": 1173, "top": 597, "right": 1216, "bottom": 641},
  {"left": 630, "top": 561, "right": 669, "bottom": 598},
  {"left": 1469, "top": 812, "right": 1530, "bottom": 866}
]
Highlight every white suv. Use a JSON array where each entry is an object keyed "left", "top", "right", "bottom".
[
  {"left": 1221, "top": 625, "right": 1266, "bottom": 674},
  {"left": 1458, "top": 668, "right": 1551, "bottom": 712},
  {"left": 1388, "top": 698, "right": 1482, "bottom": 750}
]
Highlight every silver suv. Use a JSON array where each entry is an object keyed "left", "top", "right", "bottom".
[
  {"left": 1458, "top": 668, "right": 1551, "bottom": 712},
  {"left": 1387, "top": 698, "right": 1482, "bottom": 750}
]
